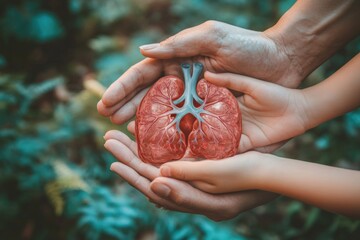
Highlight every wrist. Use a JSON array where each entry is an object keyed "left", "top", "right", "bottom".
[
  {"left": 254, "top": 154, "right": 287, "bottom": 193},
  {"left": 300, "top": 54, "right": 360, "bottom": 130},
  {"left": 245, "top": 151, "right": 278, "bottom": 191},
  {"left": 264, "top": 0, "right": 360, "bottom": 86},
  {"left": 291, "top": 89, "right": 316, "bottom": 132},
  {"left": 262, "top": 27, "right": 307, "bottom": 88},
  {"left": 264, "top": 20, "right": 324, "bottom": 86}
]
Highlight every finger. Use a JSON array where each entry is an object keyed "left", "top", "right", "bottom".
[
  {"left": 254, "top": 140, "right": 288, "bottom": 153},
  {"left": 150, "top": 177, "right": 254, "bottom": 221},
  {"left": 205, "top": 71, "right": 272, "bottom": 95},
  {"left": 104, "top": 130, "right": 137, "bottom": 154},
  {"left": 139, "top": 21, "right": 222, "bottom": 59},
  {"left": 101, "top": 59, "right": 193, "bottom": 122},
  {"left": 110, "top": 162, "right": 190, "bottom": 212},
  {"left": 151, "top": 177, "right": 279, "bottom": 221},
  {"left": 127, "top": 121, "right": 135, "bottom": 135},
  {"left": 104, "top": 139, "right": 158, "bottom": 180},
  {"left": 109, "top": 87, "right": 149, "bottom": 124},
  {"left": 97, "top": 100, "right": 117, "bottom": 117},
  {"left": 189, "top": 180, "right": 219, "bottom": 194},
  {"left": 160, "top": 160, "right": 216, "bottom": 181},
  {"left": 97, "top": 86, "right": 142, "bottom": 117},
  {"left": 102, "top": 58, "right": 161, "bottom": 107}
]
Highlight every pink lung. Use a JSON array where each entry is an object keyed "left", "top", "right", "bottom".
[{"left": 135, "top": 63, "right": 241, "bottom": 164}]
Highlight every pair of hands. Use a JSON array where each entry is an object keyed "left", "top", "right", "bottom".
[
  {"left": 97, "top": 21, "right": 319, "bottom": 221},
  {"left": 104, "top": 130, "right": 278, "bottom": 221}
]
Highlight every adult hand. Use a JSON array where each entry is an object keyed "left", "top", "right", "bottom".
[
  {"left": 97, "top": 21, "right": 301, "bottom": 125},
  {"left": 104, "top": 130, "right": 278, "bottom": 221},
  {"left": 98, "top": 0, "right": 360, "bottom": 136}
]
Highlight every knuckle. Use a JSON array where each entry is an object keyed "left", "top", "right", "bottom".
[
  {"left": 222, "top": 76, "right": 232, "bottom": 88},
  {"left": 202, "top": 20, "right": 224, "bottom": 39},
  {"left": 131, "top": 65, "right": 145, "bottom": 85},
  {"left": 110, "top": 115, "right": 123, "bottom": 125},
  {"left": 201, "top": 20, "right": 226, "bottom": 55},
  {"left": 202, "top": 20, "right": 220, "bottom": 31},
  {"left": 132, "top": 175, "right": 142, "bottom": 188},
  {"left": 128, "top": 155, "right": 137, "bottom": 166}
]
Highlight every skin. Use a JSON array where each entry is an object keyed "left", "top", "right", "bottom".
[
  {"left": 99, "top": 0, "right": 360, "bottom": 221},
  {"left": 160, "top": 151, "right": 360, "bottom": 218},
  {"left": 160, "top": 54, "right": 360, "bottom": 218},
  {"left": 98, "top": 0, "right": 360, "bottom": 125},
  {"left": 104, "top": 130, "right": 277, "bottom": 221},
  {"left": 126, "top": 70, "right": 308, "bottom": 154}
]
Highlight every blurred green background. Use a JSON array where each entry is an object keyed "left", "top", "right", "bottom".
[{"left": 0, "top": 0, "right": 359, "bottom": 239}]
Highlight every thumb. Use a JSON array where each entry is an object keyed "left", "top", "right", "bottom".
[
  {"left": 160, "top": 161, "right": 214, "bottom": 181},
  {"left": 127, "top": 120, "right": 135, "bottom": 136},
  {"left": 139, "top": 21, "right": 221, "bottom": 59},
  {"left": 204, "top": 71, "right": 272, "bottom": 95}
]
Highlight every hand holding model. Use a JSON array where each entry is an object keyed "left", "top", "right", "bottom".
[{"left": 101, "top": 0, "right": 360, "bottom": 220}]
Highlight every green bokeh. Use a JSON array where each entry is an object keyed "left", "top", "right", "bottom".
[{"left": 0, "top": 0, "right": 359, "bottom": 239}]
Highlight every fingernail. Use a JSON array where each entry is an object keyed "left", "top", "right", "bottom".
[
  {"left": 110, "top": 162, "right": 116, "bottom": 171},
  {"left": 139, "top": 43, "right": 160, "bottom": 50},
  {"left": 110, "top": 162, "right": 121, "bottom": 172},
  {"left": 152, "top": 182, "right": 171, "bottom": 198},
  {"left": 160, "top": 166, "right": 171, "bottom": 177}
]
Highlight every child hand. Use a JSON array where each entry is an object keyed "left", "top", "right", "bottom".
[
  {"left": 204, "top": 71, "right": 310, "bottom": 152},
  {"left": 160, "top": 151, "right": 360, "bottom": 219},
  {"left": 159, "top": 151, "right": 267, "bottom": 194}
]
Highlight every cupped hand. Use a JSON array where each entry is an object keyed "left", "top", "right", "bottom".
[
  {"left": 98, "top": 21, "right": 302, "bottom": 125},
  {"left": 104, "top": 130, "right": 278, "bottom": 221},
  {"left": 125, "top": 70, "right": 309, "bottom": 154},
  {"left": 204, "top": 71, "right": 310, "bottom": 153},
  {"left": 159, "top": 151, "right": 265, "bottom": 194}
]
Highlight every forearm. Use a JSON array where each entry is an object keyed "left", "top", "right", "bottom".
[
  {"left": 302, "top": 53, "right": 360, "bottom": 129},
  {"left": 265, "top": 0, "right": 360, "bottom": 81},
  {"left": 257, "top": 154, "right": 360, "bottom": 218}
]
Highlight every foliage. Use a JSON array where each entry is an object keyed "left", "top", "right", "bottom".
[{"left": 0, "top": 0, "right": 359, "bottom": 239}]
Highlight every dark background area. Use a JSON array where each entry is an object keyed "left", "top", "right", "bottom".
[{"left": 0, "top": 0, "right": 359, "bottom": 239}]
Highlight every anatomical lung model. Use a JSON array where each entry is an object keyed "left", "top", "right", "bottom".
[{"left": 135, "top": 63, "right": 241, "bottom": 164}]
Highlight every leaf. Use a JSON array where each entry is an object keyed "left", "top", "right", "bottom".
[
  {"left": 1, "top": 3, "right": 64, "bottom": 42},
  {"left": 29, "top": 11, "right": 64, "bottom": 42},
  {"left": 77, "top": 214, "right": 98, "bottom": 229},
  {"left": 101, "top": 226, "right": 127, "bottom": 239},
  {"left": 304, "top": 208, "right": 320, "bottom": 231},
  {"left": 27, "top": 76, "right": 65, "bottom": 100}
]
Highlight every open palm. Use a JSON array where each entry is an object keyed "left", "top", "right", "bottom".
[{"left": 204, "top": 72, "right": 309, "bottom": 153}]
